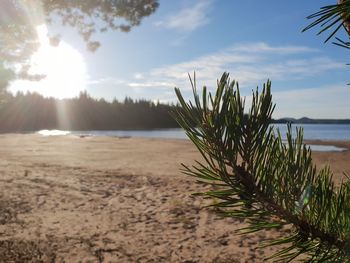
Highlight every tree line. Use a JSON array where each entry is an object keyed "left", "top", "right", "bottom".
[{"left": 0, "top": 91, "right": 180, "bottom": 132}]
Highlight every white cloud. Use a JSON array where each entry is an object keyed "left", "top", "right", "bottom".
[
  {"left": 133, "top": 73, "right": 144, "bottom": 80},
  {"left": 128, "top": 42, "right": 345, "bottom": 92},
  {"left": 88, "top": 77, "right": 126, "bottom": 86},
  {"left": 128, "top": 81, "right": 176, "bottom": 88},
  {"left": 240, "top": 84, "right": 350, "bottom": 118},
  {"left": 272, "top": 84, "right": 350, "bottom": 119},
  {"left": 155, "top": 0, "right": 212, "bottom": 32},
  {"left": 123, "top": 42, "right": 349, "bottom": 118},
  {"left": 85, "top": 42, "right": 348, "bottom": 118},
  {"left": 229, "top": 42, "right": 318, "bottom": 54}
]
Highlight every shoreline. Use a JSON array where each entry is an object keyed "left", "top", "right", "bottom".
[
  {"left": 305, "top": 139, "right": 350, "bottom": 150},
  {"left": 11, "top": 132, "right": 350, "bottom": 150},
  {"left": 0, "top": 134, "right": 349, "bottom": 261}
]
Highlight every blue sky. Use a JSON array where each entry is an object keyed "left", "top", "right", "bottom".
[{"left": 9, "top": 0, "right": 350, "bottom": 118}]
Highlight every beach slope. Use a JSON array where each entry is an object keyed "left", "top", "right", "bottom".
[{"left": 0, "top": 134, "right": 349, "bottom": 262}]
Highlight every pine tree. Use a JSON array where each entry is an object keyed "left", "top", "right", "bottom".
[{"left": 173, "top": 73, "right": 350, "bottom": 262}]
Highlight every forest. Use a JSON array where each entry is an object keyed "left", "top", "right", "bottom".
[
  {"left": 0, "top": 90, "right": 347, "bottom": 133},
  {"left": 0, "top": 91, "right": 180, "bottom": 132}
]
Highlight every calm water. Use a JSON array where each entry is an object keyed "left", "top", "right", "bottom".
[
  {"left": 274, "top": 124, "right": 350, "bottom": 141},
  {"left": 63, "top": 124, "right": 350, "bottom": 141},
  {"left": 38, "top": 124, "right": 350, "bottom": 152}
]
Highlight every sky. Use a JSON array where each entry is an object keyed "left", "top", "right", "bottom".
[{"left": 9, "top": 0, "right": 350, "bottom": 119}]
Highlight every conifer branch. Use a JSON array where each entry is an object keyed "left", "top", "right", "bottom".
[
  {"left": 173, "top": 73, "right": 350, "bottom": 262},
  {"left": 303, "top": 0, "right": 350, "bottom": 48}
]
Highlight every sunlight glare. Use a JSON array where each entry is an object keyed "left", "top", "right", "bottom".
[
  {"left": 11, "top": 25, "right": 88, "bottom": 99},
  {"left": 37, "top": 129, "right": 71, "bottom": 136}
]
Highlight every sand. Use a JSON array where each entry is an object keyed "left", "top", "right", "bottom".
[{"left": 0, "top": 134, "right": 349, "bottom": 262}]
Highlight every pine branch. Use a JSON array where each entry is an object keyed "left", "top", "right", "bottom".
[
  {"left": 173, "top": 73, "right": 350, "bottom": 262},
  {"left": 303, "top": 0, "right": 350, "bottom": 50}
]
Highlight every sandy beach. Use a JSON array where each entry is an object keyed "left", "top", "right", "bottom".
[{"left": 0, "top": 134, "right": 349, "bottom": 262}]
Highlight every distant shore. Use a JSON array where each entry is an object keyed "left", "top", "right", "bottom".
[
  {"left": 0, "top": 134, "right": 349, "bottom": 261},
  {"left": 272, "top": 117, "right": 350, "bottom": 124}
]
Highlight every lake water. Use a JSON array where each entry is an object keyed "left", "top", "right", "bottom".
[
  {"left": 273, "top": 124, "right": 350, "bottom": 141},
  {"left": 37, "top": 124, "right": 350, "bottom": 152}
]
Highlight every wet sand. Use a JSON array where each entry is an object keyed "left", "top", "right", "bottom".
[{"left": 0, "top": 134, "right": 348, "bottom": 262}]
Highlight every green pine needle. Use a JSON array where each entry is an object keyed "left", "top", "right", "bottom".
[{"left": 173, "top": 73, "right": 350, "bottom": 262}]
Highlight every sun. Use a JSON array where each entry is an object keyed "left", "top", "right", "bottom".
[{"left": 10, "top": 25, "right": 88, "bottom": 99}]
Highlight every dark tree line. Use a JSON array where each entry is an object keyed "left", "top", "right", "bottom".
[{"left": 0, "top": 91, "right": 180, "bottom": 132}]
